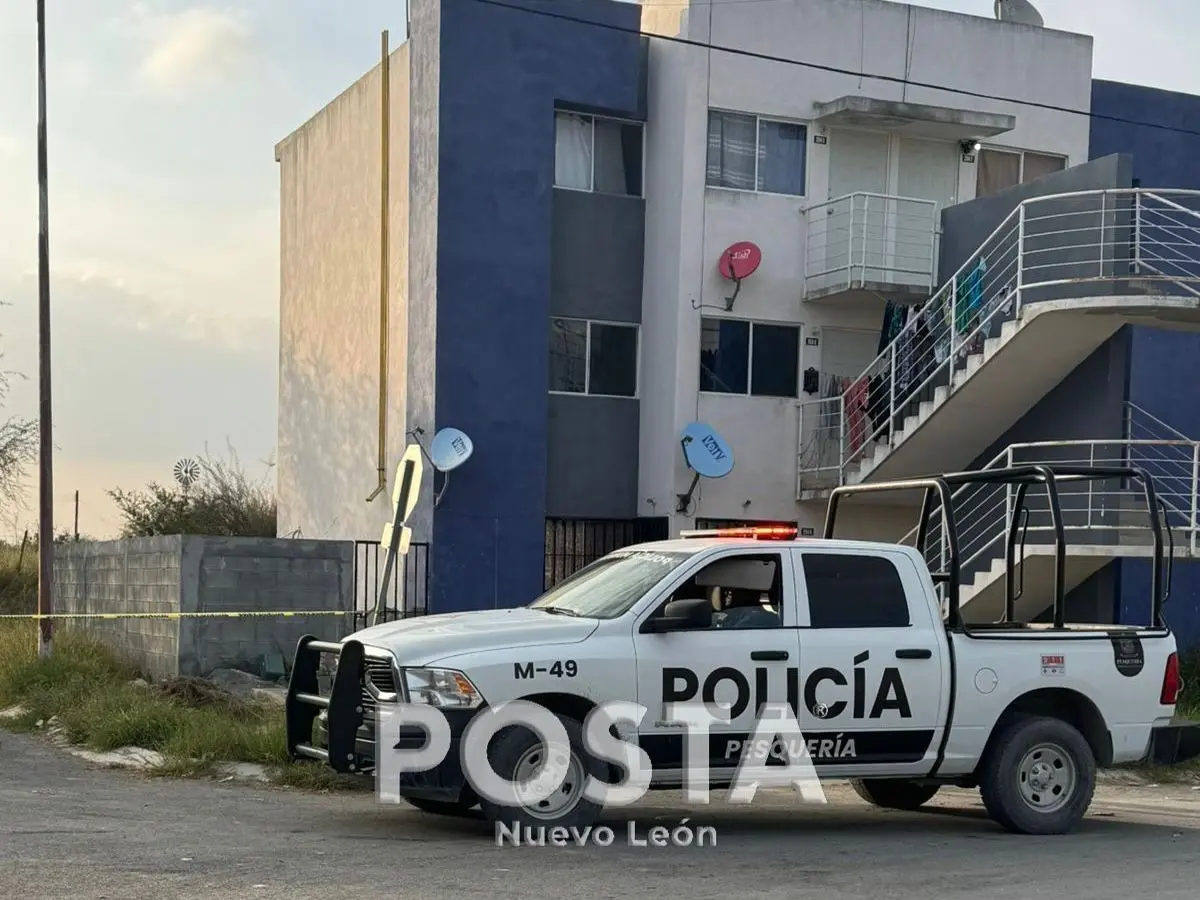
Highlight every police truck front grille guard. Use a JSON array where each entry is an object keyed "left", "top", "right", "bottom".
[
  {"left": 286, "top": 635, "right": 403, "bottom": 772},
  {"left": 823, "top": 464, "right": 1170, "bottom": 632}
]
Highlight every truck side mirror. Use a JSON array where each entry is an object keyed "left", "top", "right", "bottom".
[{"left": 644, "top": 597, "right": 713, "bottom": 633}]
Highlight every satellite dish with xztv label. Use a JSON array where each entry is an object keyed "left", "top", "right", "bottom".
[
  {"left": 677, "top": 421, "right": 735, "bottom": 513},
  {"left": 681, "top": 421, "right": 734, "bottom": 478},
  {"left": 429, "top": 427, "right": 474, "bottom": 473}
]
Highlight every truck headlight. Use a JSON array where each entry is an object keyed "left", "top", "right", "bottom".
[{"left": 401, "top": 668, "right": 484, "bottom": 709}]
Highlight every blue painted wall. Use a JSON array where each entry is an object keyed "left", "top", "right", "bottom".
[
  {"left": 431, "top": 0, "right": 645, "bottom": 612},
  {"left": 1091, "top": 79, "right": 1200, "bottom": 648}
]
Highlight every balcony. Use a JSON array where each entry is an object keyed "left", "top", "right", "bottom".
[
  {"left": 803, "top": 192, "right": 938, "bottom": 307},
  {"left": 797, "top": 188, "right": 1200, "bottom": 500}
]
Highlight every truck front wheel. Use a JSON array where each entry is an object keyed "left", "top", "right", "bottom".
[
  {"left": 978, "top": 714, "right": 1096, "bottom": 835},
  {"left": 476, "top": 711, "right": 607, "bottom": 832},
  {"left": 850, "top": 778, "right": 940, "bottom": 810}
]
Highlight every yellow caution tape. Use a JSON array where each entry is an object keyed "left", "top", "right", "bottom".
[{"left": 0, "top": 610, "right": 361, "bottom": 620}]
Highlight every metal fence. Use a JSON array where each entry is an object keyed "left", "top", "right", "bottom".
[
  {"left": 352, "top": 539, "right": 430, "bottom": 629},
  {"left": 543, "top": 517, "right": 668, "bottom": 589}
]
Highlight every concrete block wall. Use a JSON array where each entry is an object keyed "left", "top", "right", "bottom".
[
  {"left": 178, "top": 536, "right": 355, "bottom": 677},
  {"left": 54, "top": 537, "right": 184, "bottom": 679},
  {"left": 53, "top": 536, "right": 355, "bottom": 679}
]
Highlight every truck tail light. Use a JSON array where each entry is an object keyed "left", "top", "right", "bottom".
[{"left": 1161, "top": 651, "right": 1182, "bottom": 706}]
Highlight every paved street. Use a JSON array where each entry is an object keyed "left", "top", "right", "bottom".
[{"left": 3, "top": 728, "right": 1199, "bottom": 900}]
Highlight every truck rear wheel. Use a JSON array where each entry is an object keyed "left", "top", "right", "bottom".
[
  {"left": 850, "top": 778, "right": 940, "bottom": 810},
  {"left": 476, "top": 711, "right": 607, "bottom": 832},
  {"left": 978, "top": 714, "right": 1096, "bottom": 835}
]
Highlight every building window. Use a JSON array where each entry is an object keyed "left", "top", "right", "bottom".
[
  {"left": 549, "top": 317, "right": 638, "bottom": 397},
  {"left": 554, "top": 111, "right": 644, "bottom": 197},
  {"left": 699, "top": 317, "right": 801, "bottom": 398},
  {"left": 975, "top": 148, "right": 1067, "bottom": 198},
  {"left": 706, "top": 110, "right": 808, "bottom": 196},
  {"left": 801, "top": 553, "right": 911, "bottom": 628}
]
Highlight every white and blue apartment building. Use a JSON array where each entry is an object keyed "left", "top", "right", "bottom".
[{"left": 274, "top": 0, "right": 1200, "bottom": 647}]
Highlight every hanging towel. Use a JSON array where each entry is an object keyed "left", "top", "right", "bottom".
[
  {"left": 955, "top": 256, "right": 987, "bottom": 335},
  {"left": 846, "top": 376, "right": 869, "bottom": 457}
]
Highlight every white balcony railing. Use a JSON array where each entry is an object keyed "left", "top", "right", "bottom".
[
  {"left": 892, "top": 436, "right": 1200, "bottom": 615},
  {"left": 797, "top": 188, "right": 1200, "bottom": 493},
  {"left": 804, "top": 192, "right": 939, "bottom": 298}
]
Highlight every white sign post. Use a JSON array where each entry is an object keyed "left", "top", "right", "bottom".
[{"left": 369, "top": 443, "right": 424, "bottom": 627}]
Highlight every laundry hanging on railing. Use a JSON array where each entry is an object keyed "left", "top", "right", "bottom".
[
  {"left": 878, "top": 301, "right": 910, "bottom": 354},
  {"left": 955, "top": 256, "right": 988, "bottom": 337},
  {"left": 845, "top": 376, "right": 869, "bottom": 455}
]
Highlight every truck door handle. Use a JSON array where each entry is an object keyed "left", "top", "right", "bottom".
[
  {"left": 751, "top": 650, "right": 789, "bottom": 661},
  {"left": 895, "top": 648, "right": 932, "bottom": 660}
]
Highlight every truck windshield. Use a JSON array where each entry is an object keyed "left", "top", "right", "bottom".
[{"left": 529, "top": 550, "right": 692, "bottom": 619}]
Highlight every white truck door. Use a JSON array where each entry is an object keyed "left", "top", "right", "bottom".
[
  {"left": 790, "top": 547, "right": 946, "bottom": 778},
  {"left": 632, "top": 547, "right": 801, "bottom": 782}
]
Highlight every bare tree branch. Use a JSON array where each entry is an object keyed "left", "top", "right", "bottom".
[{"left": 0, "top": 304, "right": 38, "bottom": 509}]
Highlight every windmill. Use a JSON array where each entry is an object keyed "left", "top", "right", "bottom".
[{"left": 173, "top": 457, "right": 201, "bottom": 490}]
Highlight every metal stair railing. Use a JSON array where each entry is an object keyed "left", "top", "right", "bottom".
[
  {"left": 797, "top": 189, "right": 1200, "bottom": 496},
  {"left": 897, "top": 439, "right": 1200, "bottom": 608}
]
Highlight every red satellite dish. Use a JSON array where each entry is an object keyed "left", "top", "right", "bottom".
[{"left": 718, "top": 241, "right": 762, "bottom": 281}]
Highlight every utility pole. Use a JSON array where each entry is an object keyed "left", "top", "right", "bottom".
[{"left": 36, "top": 0, "right": 55, "bottom": 657}]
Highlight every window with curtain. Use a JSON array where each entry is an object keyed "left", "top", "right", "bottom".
[
  {"left": 554, "top": 111, "right": 643, "bottom": 197},
  {"left": 699, "top": 317, "right": 801, "bottom": 398},
  {"left": 1021, "top": 151, "right": 1067, "bottom": 184},
  {"left": 976, "top": 149, "right": 1021, "bottom": 198},
  {"left": 548, "top": 318, "right": 638, "bottom": 396},
  {"left": 975, "top": 147, "right": 1068, "bottom": 198},
  {"left": 706, "top": 110, "right": 808, "bottom": 196}
]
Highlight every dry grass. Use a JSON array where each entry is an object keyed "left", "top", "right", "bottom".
[
  {"left": 0, "top": 620, "right": 366, "bottom": 790},
  {"left": 0, "top": 538, "right": 36, "bottom": 616}
]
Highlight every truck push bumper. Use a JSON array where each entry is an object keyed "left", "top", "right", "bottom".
[
  {"left": 284, "top": 635, "right": 478, "bottom": 804},
  {"left": 1147, "top": 721, "right": 1200, "bottom": 767},
  {"left": 286, "top": 635, "right": 376, "bottom": 774}
]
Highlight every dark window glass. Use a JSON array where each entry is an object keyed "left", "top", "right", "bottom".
[
  {"left": 588, "top": 323, "right": 638, "bottom": 396},
  {"left": 757, "top": 119, "right": 807, "bottom": 196},
  {"left": 750, "top": 323, "right": 800, "bottom": 397},
  {"left": 594, "top": 119, "right": 644, "bottom": 196},
  {"left": 699, "top": 317, "right": 749, "bottom": 393},
  {"left": 802, "top": 553, "right": 910, "bottom": 628},
  {"left": 549, "top": 318, "right": 587, "bottom": 392}
]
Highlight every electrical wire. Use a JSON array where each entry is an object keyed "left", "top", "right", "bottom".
[{"left": 450, "top": 0, "right": 1200, "bottom": 140}]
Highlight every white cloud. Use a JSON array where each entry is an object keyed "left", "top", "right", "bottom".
[{"left": 135, "top": 7, "right": 253, "bottom": 96}]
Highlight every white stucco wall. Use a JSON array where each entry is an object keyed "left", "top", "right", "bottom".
[
  {"left": 639, "top": 0, "right": 1093, "bottom": 536},
  {"left": 275, "top": 43, "right": 414, "bottom": 542}
]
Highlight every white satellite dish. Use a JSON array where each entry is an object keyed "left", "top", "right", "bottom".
[
  {"left": 429, "top": 427, "right": 473, "bottom": 472},
  {"left": 409, "top": 425, "right": 475, "bottom": 509},
  {"left": 994, "top": 0, "right": 1044, "bottom": 26}
]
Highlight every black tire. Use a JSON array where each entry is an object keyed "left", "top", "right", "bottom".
[
  {"left": 978, "top": 714, "right": 1096, "bottom": 835},
  {"left": 475, "top": 712, "right": 607, "bottom": 832},
  {"left": 402, "top": 796, "right": 478, "bottom": 818},
  {"left": 850, "top": 778, "right": 940, "bottom": 810}
]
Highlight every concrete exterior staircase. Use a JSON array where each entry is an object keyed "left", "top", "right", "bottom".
[{"left": 797, "top": 188, "right": 1200, "bottom": 503}]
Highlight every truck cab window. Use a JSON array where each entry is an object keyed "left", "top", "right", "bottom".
[
  {"left": 665, "top": 553, "right": 784, "bottom": 629},
  {"left": 801, "top": 553, "right": 910, "bottom": 628}
]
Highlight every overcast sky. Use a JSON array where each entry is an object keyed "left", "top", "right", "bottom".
[{"left": 0, "top": 0, "right": 1196, "bottom": 539}]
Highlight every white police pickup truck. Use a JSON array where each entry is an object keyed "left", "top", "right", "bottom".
[{"left": 286, "top": 465, "right": 1200, "bottom": 836}]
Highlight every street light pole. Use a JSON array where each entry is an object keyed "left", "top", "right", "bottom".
[{"left": 36, "top": 0, "right": 55, "bottom": 657}]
